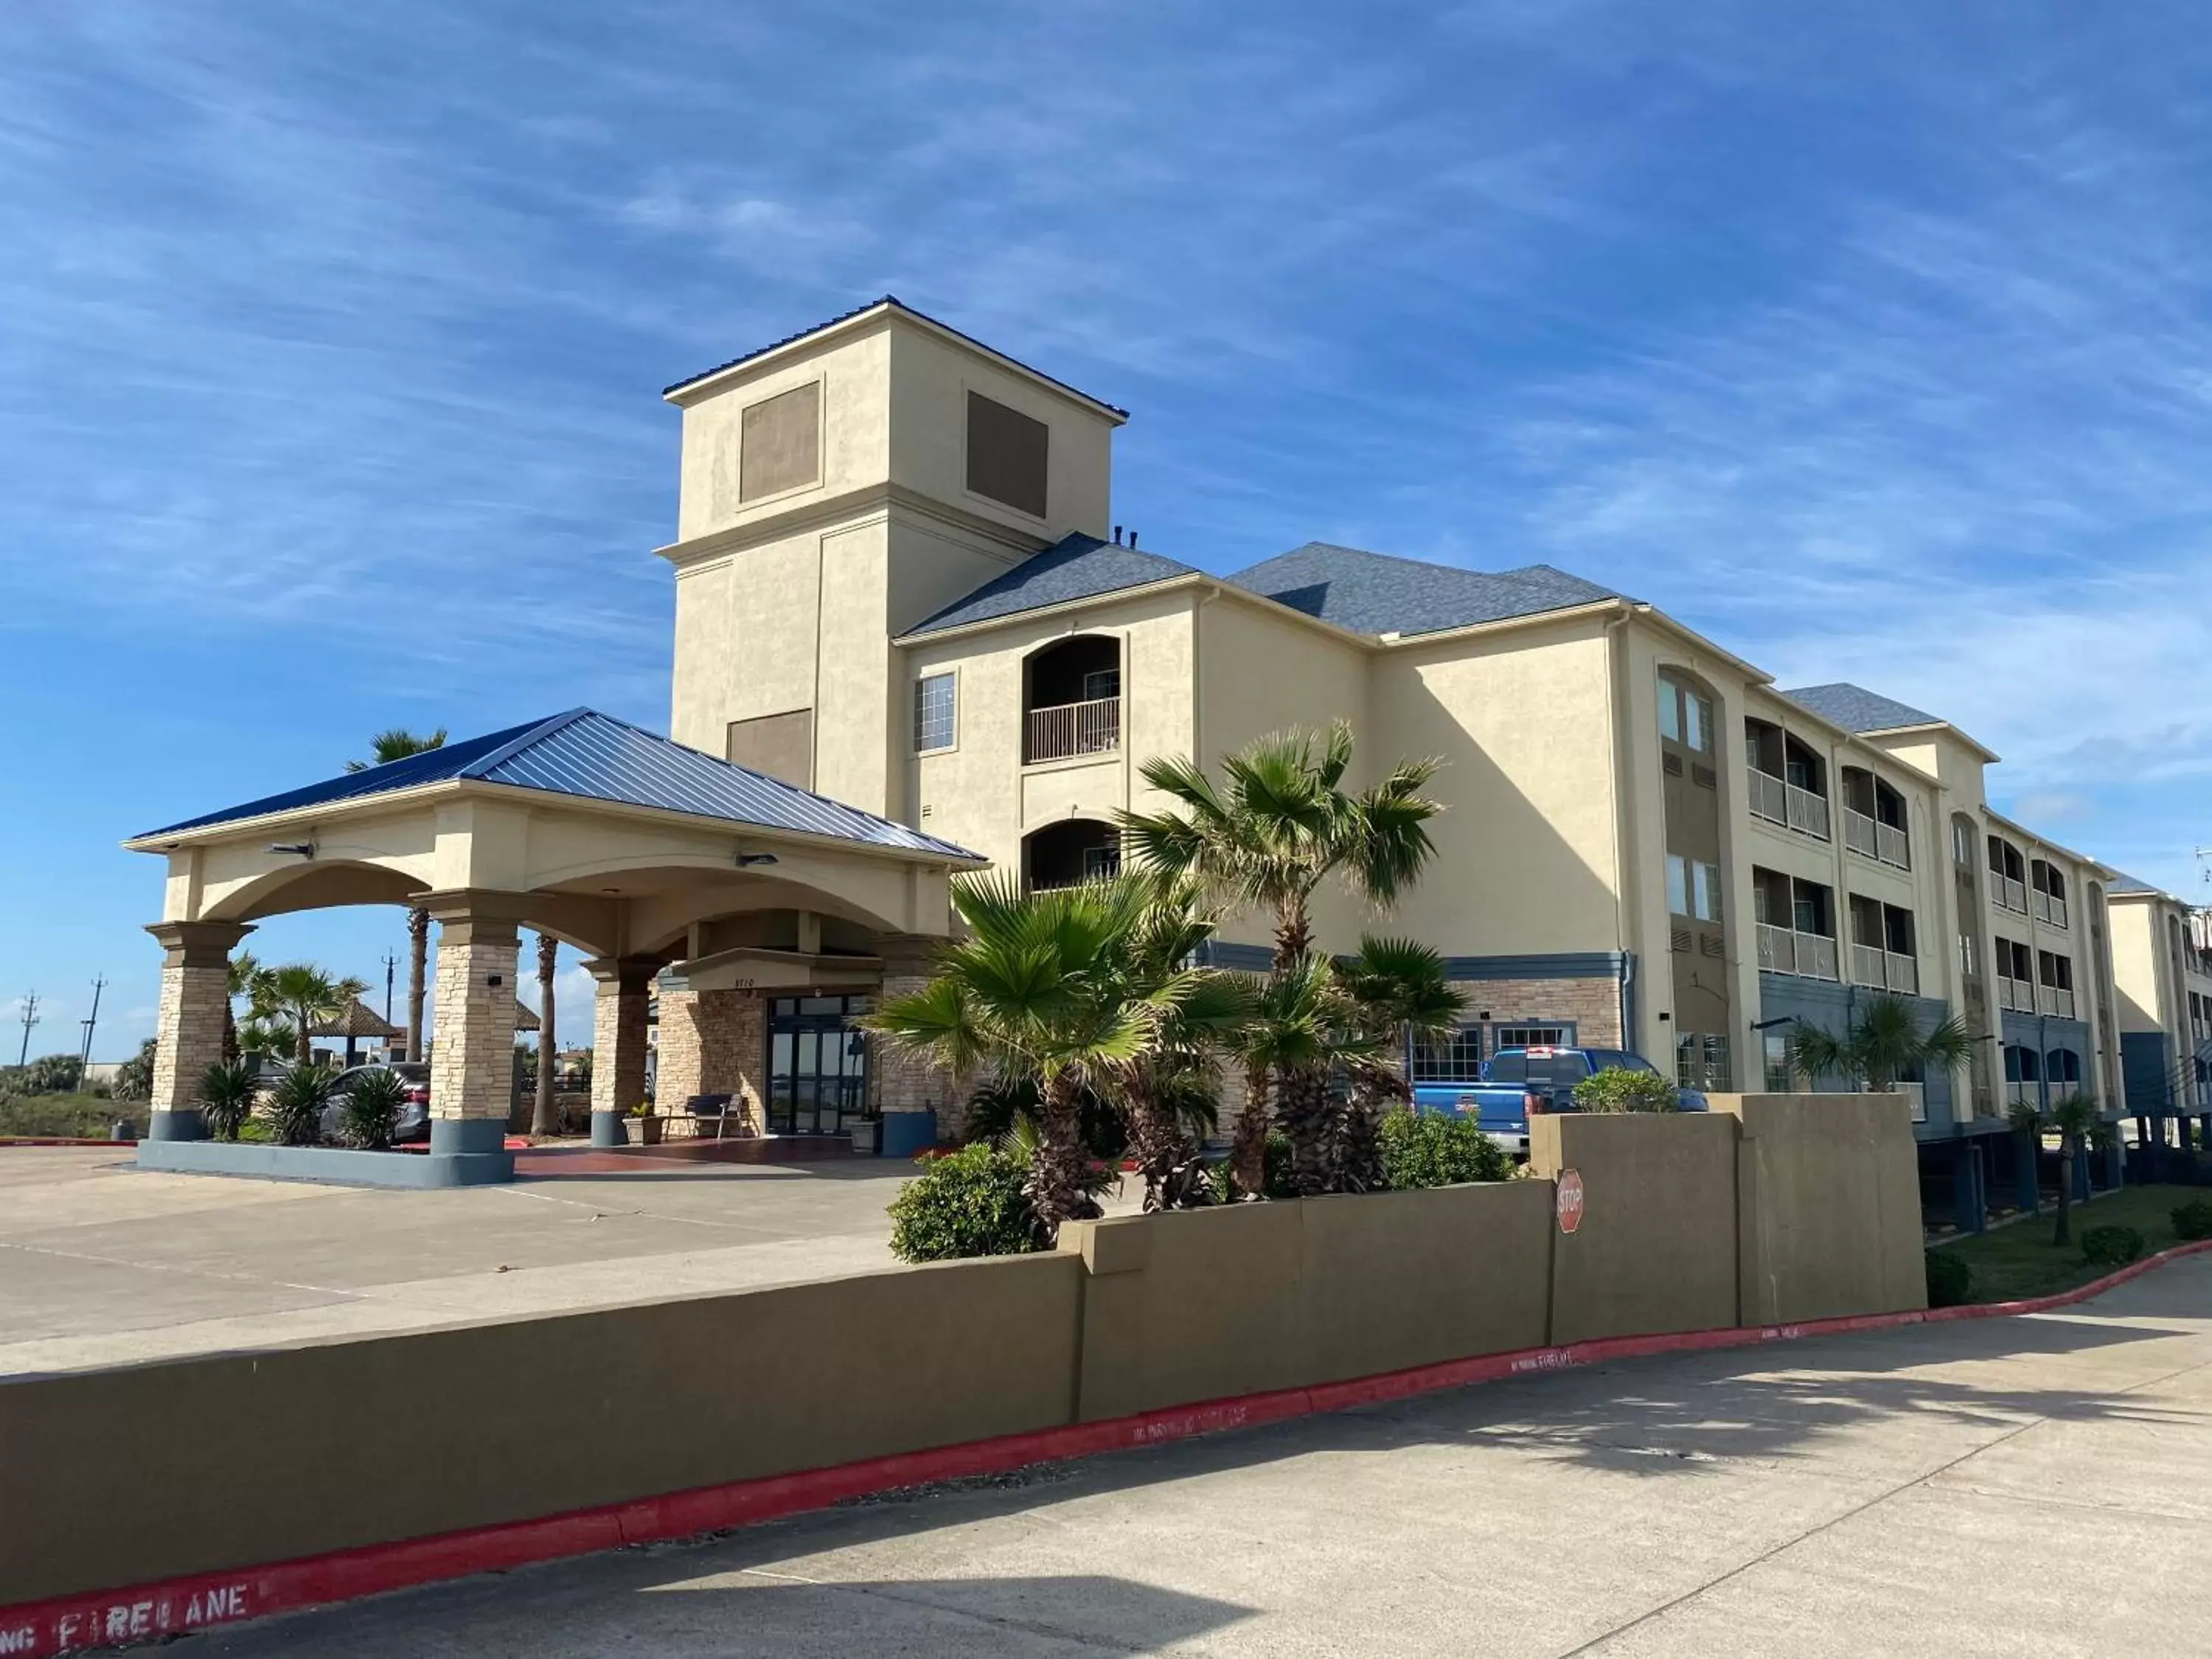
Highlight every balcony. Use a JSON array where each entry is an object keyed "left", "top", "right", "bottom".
[
  {"left": 1997, "top": 974, "right": 2032, "bottom": 1013},
  {"left": 1748, "top": 770, "right": 1788, "bottom": 827},
  {"left": 1025, "top": 696, "right": 1120, "bottom": 765},
  {"left": 1893, "top": 1080, "right": 1927, "bottom": 1124},
  {"left": 1992, "top": 873, "right": 2028, "bottom": 914},
  {"left": 1850, "top": 943, "right": 1919, "bottom": 995},
  {"left": 2031, "top": 890, "right": 2068, "bottom": 929},
  {"left": 1785, "top": 784, "right": 1831, "bottom": 841},
  {"left": 1759, "top": 923, "right": 1838, "bottom": 980},
  {"left": 1843, "top": 810, "right": 1877, "bottom": 860},
  {"left": 2038, "top": 984, "right": 2077, "bottom": 1020}
]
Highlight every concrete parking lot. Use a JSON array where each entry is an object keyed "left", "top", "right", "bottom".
[
  {"left": 0, "top": 1147, "right": 927, "bottom": 1375},
  {"left": 185, "top": 1252, "right": 2212, "bottom": 1658}
]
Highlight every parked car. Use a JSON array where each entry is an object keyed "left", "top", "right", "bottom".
[
  {"left": 317, "top": 1062, "right": 433, "bottom": 1146},
  {"left": 1412, "top": 1045, "right": 1708, "bottom": 1158}
]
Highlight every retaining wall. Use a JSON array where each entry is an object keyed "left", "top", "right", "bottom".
[{"left": 0, "top": 1096, "right": 1923, "bottom": 1611}]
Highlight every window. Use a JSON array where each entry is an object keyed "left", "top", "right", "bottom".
[
  {"left": 914, "top": 673, "right": 956, "bottom": 752},
  {"left": 1676, "top": 1032, "right": 1731, "bottom": 1090},
  {"left": 1080, "top": 667, "right": 1121, "bottom": 703},
  {"left": 1411, "top": 1026, "right": 1484, "bottom": 1082},
  {"left": 1658, "top": 676, "right": 1712, "bottom": 751},
  {"left": 1692, "top": 860, "right": 1721, "bottom": 922},
  {"left": 1081, "top": 842, "right": 1121, "bottom": 880},
  {"left": 1492, "top": 1023, "right": 1574, "bottom": 1051},
  {"left": 1952, "top": 818, "right": 1975, "bottom": 867},
  {"left": 1763, "top": 1032, "right": 1794, "bottom": 1092},
  {"left": 1667, "top": 855, "right": 1688, "bottom": 917},
  {"left": 1958, "top": 931, "right": 1980, "bottom": 980}
]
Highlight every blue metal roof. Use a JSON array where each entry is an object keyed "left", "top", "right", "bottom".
[
  {"left": 1226, "top": 543, "right": 1621, "bottom": 638},
  {"left": 1780, "top": 683, "right": 1943, "bottom": 734},
  {"left": 135, "top": 709, "right": 984, "bottom": 860},
  {"left": 904, "top": 533, "right": 1201, "bottom": 636}
]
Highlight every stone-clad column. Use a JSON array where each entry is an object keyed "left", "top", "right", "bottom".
[
  {"left": 874, "top": 933, "right": 950, "bottom": 1155},
  {"left": 425, "top": 913, "right": 519, "bottom": 1175},
  {"left": 585, "top": 956, "right": 655, "bottom": 1147},
  {"left": 144, "top": 921, "right": 254, "bottom": 1141}
]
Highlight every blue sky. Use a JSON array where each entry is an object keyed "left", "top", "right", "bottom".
[{"left": 4, "top": 1, "right": 2209, "bottom": 1059}]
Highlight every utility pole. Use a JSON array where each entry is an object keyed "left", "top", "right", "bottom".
[
  {"left": 15, "top": 993, "right": 36, "bottom": 1068},
  {"left": 381, "top": 951, "right": 398, "bottom": 1024},
  {"left": 77, "top": 975, "right": 105, "bottom": 1074}
]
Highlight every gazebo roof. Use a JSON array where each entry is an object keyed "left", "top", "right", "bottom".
[
  {"left": 307, "top": 999, "right": 402, "bottom": 1040},
  {"left": 131, "top": 708, "right": 982, "bottom": 862},
  {"left": 512, "top": 999, "right": 540, "bottom": 1034}
]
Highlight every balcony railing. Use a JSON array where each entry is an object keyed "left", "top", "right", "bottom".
[
  {"left": 2031, "top": 890, "right": 2068, "bottom": 929},
  {"left": 2038, "top": 984, "right": 2077, "bottom": 1020},
  {"left": 1893, "top": 1081, "right": 1927, "bottom": 1124},
  {"left": 1844, "top": 809, "right": 1877, "bottom": 859},
  {"left": 1025, "top": 695, "right": 1121, "bottom": 764},
  {"left": 1758, "top": 923, "right": 1838, "bottom": 980},
  {"left": 1850, "top": 942, "right": 1920, "bottom": 995},
  {"left": 1876, "top": 821, "right": 1910, "bottom": 869},
  {"left": 1997, "top": 975, "right": 2031, "bottom": 1012},
  {"left": 1992, "top": 873, "right": 2028, "bottom": 914},
  {"left": 1785, "top": 784, "right": 1831, "bottom": 841},
  {"left": 1748, "top": 771, "right": 1788, "bottom": 827}
]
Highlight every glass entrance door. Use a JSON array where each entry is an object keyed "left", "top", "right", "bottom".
[{"left": 766, "top": 995, "right": 872, "bottom": 1135}]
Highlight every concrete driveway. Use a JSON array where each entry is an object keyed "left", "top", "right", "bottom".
[
  {"left": 0, "top": 1147, "right": 925, "bottom": 1375},
  {"left": 186, "top": 1251, "right": 2212, "bottom": 1658}
]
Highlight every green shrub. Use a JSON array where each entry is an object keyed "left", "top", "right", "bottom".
[
  {"left": 265, "top": 1062, "right": 340, "bottom": 1147},
  {"left": 0, "top": 1095, "right": 147, "bottom": 1138},
  {"left": 1571, "top": 1066, "right": 1680, "bottom": 1113},
  {"left": 114, "top": 1037, "right": 158, "bottom": 1103},
  {"left": 1379, "top": 1109, "right": 1512, "bottom": 1189},
  {"left": 2080, "top": 1225, "right": 2146, "bottom": 1269},
  {"left": 2171, "top": 1199, "right": 2212, "bottom": 1242},
  {"left": 1924, "top": 1248, "right": 1972, "bottom": 1308},
  {"left": 196, "top": 1060, "right": 260, "bottom": 1142},
  {"left": 338, "top": 1068, "right": 408, "bottom": 1151},
  {"left": 887, "top": 1142, "right": 1041, "bottom": 1262}
]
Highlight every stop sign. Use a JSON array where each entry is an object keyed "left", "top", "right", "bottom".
[{"left": 1556, "top": 1168, "right": 1585, "bottom": 1234}]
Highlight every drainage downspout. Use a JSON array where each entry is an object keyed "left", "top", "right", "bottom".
[{"left": 1604, "top": 606, "right": 1641, "bottom": 1051}]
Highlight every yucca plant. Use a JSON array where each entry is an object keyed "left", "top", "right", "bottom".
[
  {"left": 265, "top": 1060, "right": 341, "bottom": 1147},
  {"left": 338, "top": 1068, "right": 408, "bottom": 1151},
  {"left": 195, "top": 1059, "right": 260, "bottom": 1141}
]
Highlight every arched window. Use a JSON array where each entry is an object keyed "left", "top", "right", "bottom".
[{"left": 1024, "top": 636, "right": 1121, "bottom": 762}]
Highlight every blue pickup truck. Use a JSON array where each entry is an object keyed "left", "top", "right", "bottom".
[{"left": 1411, "top": 1045, "right": 1708, "bottom": 1159}]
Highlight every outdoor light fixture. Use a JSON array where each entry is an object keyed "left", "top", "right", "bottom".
[
  {"left": 1750, "top": 1015, "right": 1799, "bottom": 1031},
  {"left": 267, "top": 843, "right": 315, "bottom": 859},
  {"left": 735, "top": 852, "right": 780, "bottom": 868}
]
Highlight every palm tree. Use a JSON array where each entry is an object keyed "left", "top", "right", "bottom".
[
  {"left": 404, "top": 906, "right": 430, "bottom": 1063},
  {"left": 1224, "top": 957, "right": 1379, "bottom": 1198},
  {"left": 248, "top": 963, "right": 371, "bottom": 1067},
  {"left": 531, "top": 931, "right": 560, "bottom": 1136},
  {"left": 1788, "top": 993, "right": 1975, "bottom": 1095},
  {"left": 342, "top": 729, "right": 446, "bottom": 1064},
  {"left": 344, "top": 728, "right": 448, "bottom": 773},
  {"left": 1101, "top": 874, "right": 1253, "bottom": 1210},
  {"left": 868, "top": 872, "right": 1228, "bottom": 1237},
  {"left": 1120, "top": 723, "right": 1442, "bottom": 1188},
  {"left": 2012, "top": 1093, "right": 2116, "bottom": 1248},
  {"left": 222, "top": 950, "right": 260, "bottom": 1065},
  {"left": 1119, "top": 722, "right": 1441, "bottom": 966},
  {"left": 1335, "top": 936, "right": 1467, "bottom": 1192}
]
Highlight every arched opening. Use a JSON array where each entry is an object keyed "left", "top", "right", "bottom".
[
  {"left": 1023, "top": 634, "right": 1121, "bottom": 762},
  {"left": 1024, "top": 818, "right": 1120, "bottom": 891},
  {"left": 1839, "top": 767, "right": 1910, "bottom": 868}
]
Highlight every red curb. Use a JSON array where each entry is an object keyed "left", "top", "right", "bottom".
[
  {"left": 7, "top": 1237, "right": 2209, "bottom": 1657},
  {"left": 0, "top": 1138, "right": 136, "bottom": 1148}
]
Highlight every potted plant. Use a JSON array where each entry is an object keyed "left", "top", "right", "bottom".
[{"left": 629, "top": 1102, "right": 661, "bottom": 1146}]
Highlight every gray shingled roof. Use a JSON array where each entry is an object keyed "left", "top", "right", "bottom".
[
  {"left": 1225, "top": 543, "right": 1621, "bottom": 638},
  {"left": 904, "top": 535, "right": 1200, "bottom": 635},
  {"left": 661, "top": 295, "right": 1128, "bottom": 415},
  {"left": 1780, "top": 683, "right": 1944, "bottom": 734},
  {"left": 2106, "top": 872, "right": 2161, "bottom": 896}
]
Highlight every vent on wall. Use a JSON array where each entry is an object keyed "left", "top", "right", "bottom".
[
  {"left": 966, "top": 392, "right": 1049, "bottom": 518},
  {"left": 1700, "top": 932, "right": 1725, "bottom": 959},
  {"left": 1692, "top": 764, "right": 1718, "bottom": 790},
  {"left": 739, "top": 381, "right": 821, "bottom": 503},
  {"left": 1663, "top": 752, "right": 1684, "bottom": 777},
  {"left": 1670, "top": 925, "right": 1694, "bottom": 955}
]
